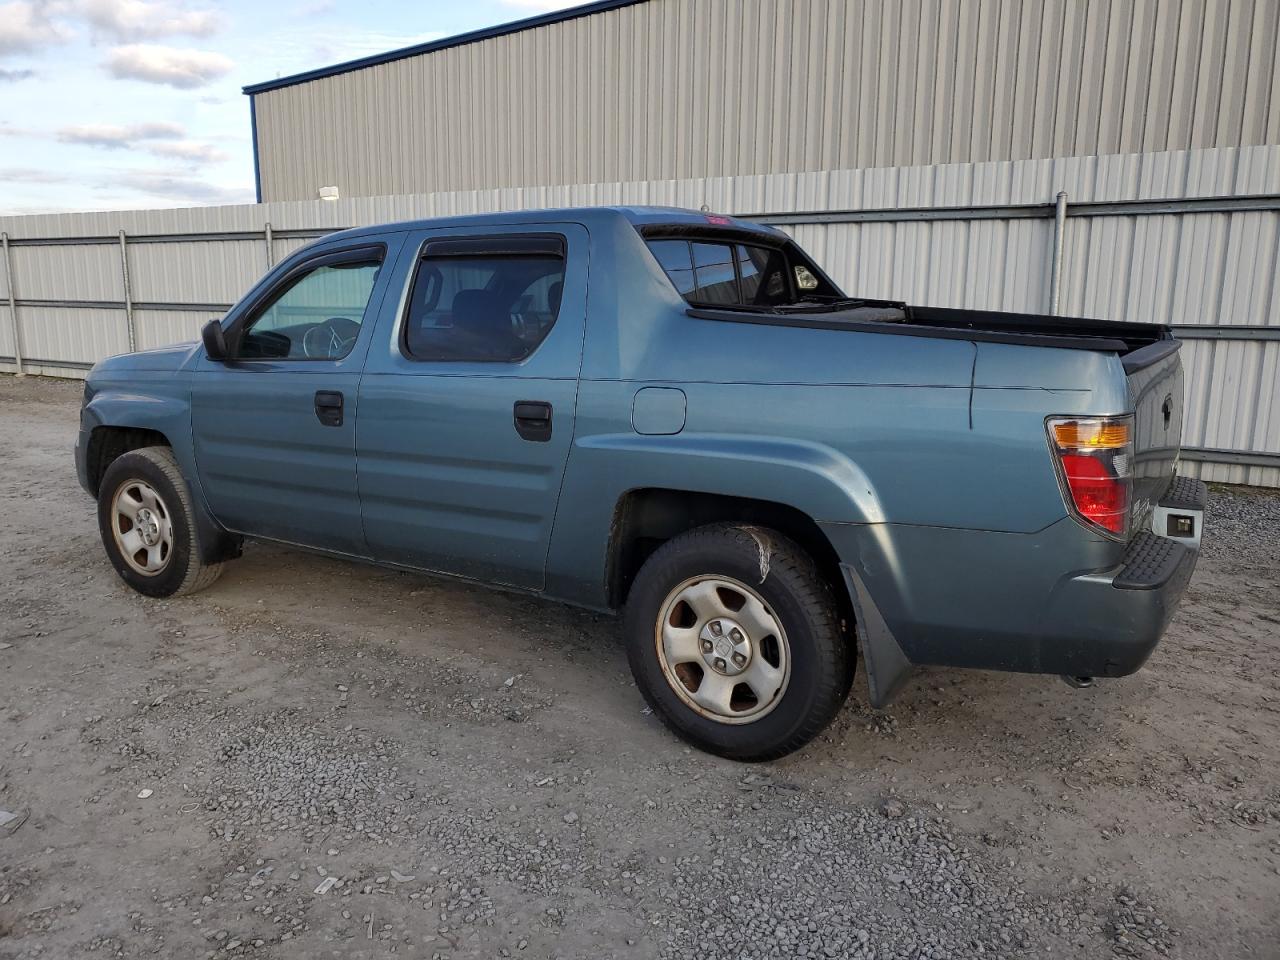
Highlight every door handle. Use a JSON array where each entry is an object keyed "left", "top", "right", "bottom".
[
  {"left": 513, "top": 400, "right": 552, "bottom": 442},
  {"left": 314, "top": 390, "right": 344, "bottom": 427}
]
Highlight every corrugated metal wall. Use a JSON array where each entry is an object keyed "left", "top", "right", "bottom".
[
  {"left": 2, "top": 145, "right": 1277, "bottom": 486},
  {"left": 251, "top": 0, "right": 1280, "bottom": 203}
]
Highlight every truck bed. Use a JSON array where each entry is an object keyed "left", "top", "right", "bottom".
[{"left": 687, "top": 300, "right": 1172, "bottom": 360}]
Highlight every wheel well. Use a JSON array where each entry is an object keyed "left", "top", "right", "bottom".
[
  {"left": 85, "top": 426, "right": 170, "bottom": 498},
  {"left": 607, "top": 489, "right": 850, "bottom": 620}
]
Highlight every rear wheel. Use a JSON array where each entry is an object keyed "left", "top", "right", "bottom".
[
  {"left": 624, "top": 523, "right": 852, "bottom": 761},
  {"left": 97, "top": 446, "right": 224, "bottom": 597}
]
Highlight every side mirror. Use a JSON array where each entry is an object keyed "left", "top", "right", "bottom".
[{"left": 201, "top": 318, "right": 229, "bottom": 361}]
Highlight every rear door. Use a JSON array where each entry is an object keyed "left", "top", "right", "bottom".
[
  {"left": 191, "top": 235, "right": 404, "bottom": 554},
  {"left": 356, "top": 223, "right": 588, "bottom": 589}
]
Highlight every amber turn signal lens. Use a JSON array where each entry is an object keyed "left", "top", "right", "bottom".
[{"left": 1050, "top": 419, "right": 1131, "bottom": 450}]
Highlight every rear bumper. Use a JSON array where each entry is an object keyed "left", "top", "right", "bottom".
[
  {"left": 1036, "top": 528, "right": 1199, "bottom": 677},
  {"left": 822, "top": 480, "right": 1205, "bottom": 697}
]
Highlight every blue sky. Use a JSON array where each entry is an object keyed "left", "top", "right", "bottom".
[{"left": 0, "top": 0, "right": 578, "bottom": 214}]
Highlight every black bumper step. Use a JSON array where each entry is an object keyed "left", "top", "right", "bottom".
[
  {"left": 1113, "top": 531, "right": 1191, "bottom": 591},
  {"left": 1159, "top": 476, "right": 1208, "bottom": 512}
]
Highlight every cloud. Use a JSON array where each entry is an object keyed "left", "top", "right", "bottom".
[
  {"left": 0, "top": 1, "right": 71, "bottom": 55},
  {"left": 0, "top": 66, "right": 35, "bottom": 80},
  {"left": 104, "top": 42, "right": 231, "bottom": 87},
  {"left": 57, "top": 120, "right": 184, "bottom": 147},
  {"left": 499, "top": 0, "right": 592, "bottom": 10},
  {"left": 77, "top": 0, "right": 220, "bottom": 41},
  {"left": 301, "top": 30, "right": 443, "bottom": 65},
  {"left": 116, "top": 170, "right": 253, "bottom": 204},
  {"left": 147, "top": 139, "right": 227, "bottom": 164},
  {"left": 0, "top": 166, "right": 71, "bottom": 183},
  {"left": 291, "top": 0, "right": 333, "bottom": 15}
]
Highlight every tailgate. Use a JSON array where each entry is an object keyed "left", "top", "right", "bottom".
[{"left": 1124, "top": 340, "right": 1185, "bottom": 518}]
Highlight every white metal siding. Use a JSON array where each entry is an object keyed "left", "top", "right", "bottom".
[
  {"left": 0, "top": 304, "right": 14, "bottom": 359},
  {"left": 10, "top": 244, "right": 121, "bottom": 303},
  {"left": 1, "top": 144, "right": 1277, "bottom": 486},
  {"left": 127, "top": 240, "right": 267, "bottom": 305},
  {"left": 16, "top": 305, "right": 130, "bottom": 365},
  {"left": 251, "top": 0, "right": 1280, "bottom": 203}
]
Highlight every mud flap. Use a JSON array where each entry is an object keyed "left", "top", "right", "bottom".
[{"left": 840, "top": 563, "right": 913, "bottom": 708}]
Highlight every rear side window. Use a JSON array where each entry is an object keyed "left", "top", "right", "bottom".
[
  {"left": 645, "top": 237, "right": 835, "bottom": 307},
  {"left": 403, "top": 235, "right": 565, "bottom": 362}
]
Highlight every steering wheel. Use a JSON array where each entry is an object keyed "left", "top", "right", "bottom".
[{"left": 301, "top": 317, "right": 361, "bottom": 359}]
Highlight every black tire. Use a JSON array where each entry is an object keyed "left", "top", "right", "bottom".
[
  {"left": 97, "top": 445, "right": 224, "bottom": 598},
  {"left": 623, "top": 523, "right": 853, "bottom": 761}
]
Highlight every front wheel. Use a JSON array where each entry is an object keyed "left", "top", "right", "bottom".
[
  {"left": 97, "top": 446, "right": 224, "bottom": 598},
  {"left": 623, "top": 523, "right": 853, "bottom": 761}
]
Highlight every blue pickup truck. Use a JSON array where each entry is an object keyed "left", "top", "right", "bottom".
[{"left": 75, "top": 206, "right": 1205, "bottom": 760}]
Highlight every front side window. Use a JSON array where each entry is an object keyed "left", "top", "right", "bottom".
[
  {"left": 235, "top": 254, "right": 382, "bottom": 360},
  {"left": 645, "top": 236, "right": 837, "bottom": 308},
  {"left": 403, "top": 236, "right": 565, "bottom": 362}
]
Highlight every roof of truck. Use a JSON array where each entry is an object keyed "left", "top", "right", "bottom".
[{"left": 326, "top": 205, "right": 788, "bottom": 244}]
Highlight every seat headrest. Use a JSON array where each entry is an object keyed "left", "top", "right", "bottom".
[
  {"left": 452, "top": 289, "right": 493, "bottom": 323},
  {"left": 456, "top": 287, "right": 520, "bottom": 344}
]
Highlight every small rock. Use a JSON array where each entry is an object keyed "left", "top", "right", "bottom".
[{"left": 881, "top": 798, "right": 906, "bottom": 819}]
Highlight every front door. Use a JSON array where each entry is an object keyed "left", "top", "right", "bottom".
[
  {"left": 356, "top": 223, "right": 589, "bottom": 589},
  {"left": 191, "top": 235, "right": 404, "bottom": 554}
]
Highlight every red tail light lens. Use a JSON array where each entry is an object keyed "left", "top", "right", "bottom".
[
  {"left": 1047, "top": 416, "right": 1132, "bottom": 537},
  {"left": 1058, "top": 453, "right": 1129, "bottom": 533}
]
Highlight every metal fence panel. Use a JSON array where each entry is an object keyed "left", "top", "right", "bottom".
[
  {"left": 0, "top": 303, "right": 13, "bottom": 357},
  {"left": 1, "top": 144, "right": 1277, "bottom": 486},
  {"left": 127, "top": 240, "right": 266, "bottom": 305},
  {"left": 10, "top": 242, "right": 120, "bottom": 302},
  {"left": 16, "top": 305, "right": 128, "bottom": 365},
  {"left": 134, "top": 310, "right": 215, "bottom": 351}
]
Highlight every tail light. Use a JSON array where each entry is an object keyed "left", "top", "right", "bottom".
[{"left": 1046, "top": 416, "right": 1133, "bottom": 537}]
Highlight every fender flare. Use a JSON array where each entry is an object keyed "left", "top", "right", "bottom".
[
  {"left": 545, "top": 431, "right": 892, "bottom": 618},
  {"left": 573, "top": 432, "right": 888, "bottom": 524},
  {"left": 82, "top": 391, "right": 241, "bottom": 565}
]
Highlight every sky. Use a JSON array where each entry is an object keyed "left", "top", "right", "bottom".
[{"left": 0, "top": 0, "right": 580, "bottom": 215}]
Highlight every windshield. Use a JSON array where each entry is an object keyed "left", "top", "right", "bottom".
[{"left": 645, "top": 235, "right": 843, "bottom": 308}]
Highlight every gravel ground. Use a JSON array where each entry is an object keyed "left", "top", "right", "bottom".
[{"left": 1, "top": 374, "right": 1277, "bottom": 960}]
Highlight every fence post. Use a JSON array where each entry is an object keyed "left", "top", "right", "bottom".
[
  {"left": 1, "top": 232, "right": 23, "bottom": 375},
  {"left": 1048, "top": 190, "right": 1068, "bottom": 315},
  {"left": 264, "top": 221, "right": 274, "bottom": 269},
  {"left": 118, "top": 229, "right": 136, "bottom": 352}
]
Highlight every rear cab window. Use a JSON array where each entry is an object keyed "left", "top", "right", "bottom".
[{"left": 643, "top": 232, "right": 841, "bottom": 309}]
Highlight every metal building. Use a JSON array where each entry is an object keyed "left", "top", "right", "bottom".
[{"left": 245, "top": 0, "right": 1280, "bottom": 203}]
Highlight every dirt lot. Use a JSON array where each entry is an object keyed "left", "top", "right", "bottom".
[{"left": 0, "top": 373, "right": 1277, "bottom": 960}]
